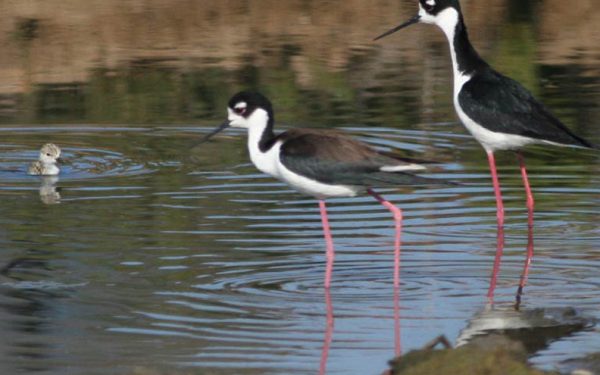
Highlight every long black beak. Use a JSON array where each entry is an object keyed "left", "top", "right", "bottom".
[
  {"left": 196, "top": 120, "right": 231, "bottom": 145},
  {"left": 374, "top": 15, "right": 421, "bottom": 41},
  {"left": 56, "top": 157, "right": 64, "bottom": 165}
]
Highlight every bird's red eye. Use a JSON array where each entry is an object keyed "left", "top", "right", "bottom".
[
  {"left": 234, "top": 107, "right": 246, "bottom": 115},
  {"left": 422, "top": 0, "right": 435, "bottom": 11}
]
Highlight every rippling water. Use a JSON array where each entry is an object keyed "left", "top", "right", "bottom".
[
  {"left": 1, "top": 123, "right": 599, "bottom": 374},
  {"left": 1, "top": 1, "right": 600, "bottom": 374}
]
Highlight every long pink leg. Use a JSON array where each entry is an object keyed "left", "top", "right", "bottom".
[
  {"left": 515, "top": 224, "right": 534, "bottom": 309},
  {"left": 487, "top": 226, "right": 505, "bottom": 304},
  {"left": 487, "top": 151, "right": 505, "bottom": 226},
  {"left": 368, "top": 189, "right": 402, "bottom": 288},
  {"left": 319, "top": 288, "right": 334, "bottom": 375},
  {"left": 319, "top": 200, "right": 335, "bottom": 289},
  {"left": 517, "top": 153, "right": 535, "bottom": 227}
]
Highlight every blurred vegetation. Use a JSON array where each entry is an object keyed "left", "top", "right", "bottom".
[
  {"left": 0, "top": 0, "right": 597, "bottom": 135},
  {"left": 2, "top": 58, "right": 427, "bottom": 129}
]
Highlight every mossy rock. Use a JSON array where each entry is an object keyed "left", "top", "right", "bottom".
[{"left": 386, "top": 335, "right": 556, "bottom": 375}]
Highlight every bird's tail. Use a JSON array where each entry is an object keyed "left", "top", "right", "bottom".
[
  {"left": 577, "top": 137, "right": 600, "bottom": 150},
  {"left": 361, "top": 172, "right": 458, "bottom": 187}
]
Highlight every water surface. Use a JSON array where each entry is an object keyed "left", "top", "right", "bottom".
[{"left": 0, "top": 1, "right": 599, "bottom": 374}]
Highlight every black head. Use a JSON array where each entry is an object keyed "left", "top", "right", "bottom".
[
  {"left": 227, "top": 91, "right": 273, "bottom": 121},
  {"left": 197, "top": 91, "right": 275, "bottom": 144},
  {"left": 419, "top": 0, "right": 461, "bottom": 17},
  {"left": 374, "top": 0, "right": 462, "bottom": 41}
]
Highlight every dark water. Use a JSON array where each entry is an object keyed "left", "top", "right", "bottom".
[{"left": 0, "top": 1, "right": 599, "bottom": 374}]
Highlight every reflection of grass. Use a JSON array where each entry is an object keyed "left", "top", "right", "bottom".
[
  {"left": 17, "top": 60, "right": 369, "bottom": 125},
  {"left": 94, "top": 64, "right": 182, "bottom": 123},
  {"left": 3, "top": 33, "right": 423, "bottom": 128},
  {"left": 35, "top": 84, "right": 86, "bottom": 122},
  {"left": 3, "top": 33, "right": 596, "bottom": 142},
  {"left": 49, "top": 65, "right": 235, "bottom": 124},
  {"left": 489, "top": 23, "right": 538, "bottom": 96},
  {"left": 488, "top": 20, "right": 598, "bottom": 141}
]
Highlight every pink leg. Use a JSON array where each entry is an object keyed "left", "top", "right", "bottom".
[
  {"left": 319, "top": 200, "right": 335, "bottom": 289},
  {"left": 368, "top": 189, "right": 402, "bottom": 288},
  {"left": 515, "top": 224, "right": 534, "bottom": 309},
  {"left": 517, "top": 153, "right": 535, "bottom": 227},
  {"left": 319, "top": 288, "right": 334, "bottom": 375},
  {"left": 487, "top": 151, "right": 505, "bottom": 226},
  {"left": 487, "top": 226, "right": 505, "bottom": 304}
]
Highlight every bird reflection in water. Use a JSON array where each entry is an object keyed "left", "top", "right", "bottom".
[
  {"left": 515, "top": 225, "right": 535, "bottom": 310},
  {"left": 318, "top": 237, "right": 403, "bottom": 373},
  {"left": 38, "top": 176, "right": 61, "bottom": 205},
  {"left": 318, "top": 286, "right": 403, "bottom": 374},
  {"left": 319, "top": 289, "right": 334, "bottom": 375},
  {"left": 487, "top": 222, "right": 535, "bottom": 307}
]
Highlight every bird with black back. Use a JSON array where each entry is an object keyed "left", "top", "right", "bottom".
[
  {"left": 375, "top": 0, "right": 597, "bottom": 227},
  {"left": 199, "top": 91, "right": 449, "bottom": 289}
]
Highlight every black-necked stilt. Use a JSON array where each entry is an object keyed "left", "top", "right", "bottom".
[
  {"left": 375, "top": 0, "right": 597, "bottom": 226},
  {"left": 200, "top": 91, "right": 442, "bottom": 288}
]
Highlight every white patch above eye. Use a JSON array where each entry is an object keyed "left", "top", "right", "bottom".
[
  {"left": 234, "top": 102, "right": 247, "bottom": 110},
  {"left": 426, "top": 0, "right": 436, "bottom": 6}
]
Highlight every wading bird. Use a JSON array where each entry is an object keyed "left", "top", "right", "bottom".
[
  {"left": 199, "top": 91, "right": 444, "bottom": 288},
  {"left": 375, "top": 0, "right": 596, "bottom": 227}
]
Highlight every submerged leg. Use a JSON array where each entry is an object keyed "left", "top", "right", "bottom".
[
  {"left": 487, "top": 226, "right": 505, "bottom": 304},
  {"left": 319, "top": 200, "right": 335, "bottom": 289},
  {"left": 517, "top": 153, "right": 535, "bottom": 227},
  {"left": 367, "top": 189, "right": 403, "bottom": 288},
  {"left": 319, "top": 288, "right": 334, "bottom": 375},
  {"left": 515, "top": 224, "right": 535, "bottom": 310},
  {"left": 487, "top": 151, "right": 505, "bottom": 226},
  {"left": 394, "top": 284, "right": 401, "bottom": 356}
]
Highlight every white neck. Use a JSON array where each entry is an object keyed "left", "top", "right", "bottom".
[
  {"left": 244, "top": 109, "right": 280, "bottom": 177},
  {"left": 246, "top": 109, "right": 271, "bottom": 152},
  {"left": 434, "top": 8, "right": 471, "bottom": 98}
]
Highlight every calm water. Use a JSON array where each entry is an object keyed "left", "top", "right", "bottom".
[{"left": 1, "top": 1, "right": 600, "bottom": 374}]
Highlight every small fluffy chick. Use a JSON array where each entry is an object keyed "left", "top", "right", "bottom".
[{"left": 28, "top": 143, "right": 61, "bottom": 176}]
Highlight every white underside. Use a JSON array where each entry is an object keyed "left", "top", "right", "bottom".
[
  {"left": 431, "top": 7, "right": 547, "bottom": 152},
  {"left": 243, "top": 110, "right": 426, "bottom": 198},
  {"left": 454, "top": 99, "right": 540, "bottom": 152},
  {"left": 243, "top": 112, "right": 355, "bottom": 198},
  {"left": 277, "top": 158, "right": 361, "bottom": 198},
  {"left": 28, "top": 161, "right": 60, "bottom": 176},
  {"left": 249, "top": 139, "right": 360, "bottom": 198}
]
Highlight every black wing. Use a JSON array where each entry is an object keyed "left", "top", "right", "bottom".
[
  {"left": 278, "top": 130, "right": 434, "bottom": 186},
  {"left": 459, "top": 68, "right": 594, "bottom": 148}
]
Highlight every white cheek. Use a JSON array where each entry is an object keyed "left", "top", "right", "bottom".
[
  {"left": 229, "top": 118, "right": 247, "bottom": 128},
  {"left": 418, "top": 7, "right": 436, "bottom": 24},
  {"left": 227, "top": 111, "right": 247, "bottom": 128},
  {"left": 227, "top": 108, "right": 236, "bottom": 121}
]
